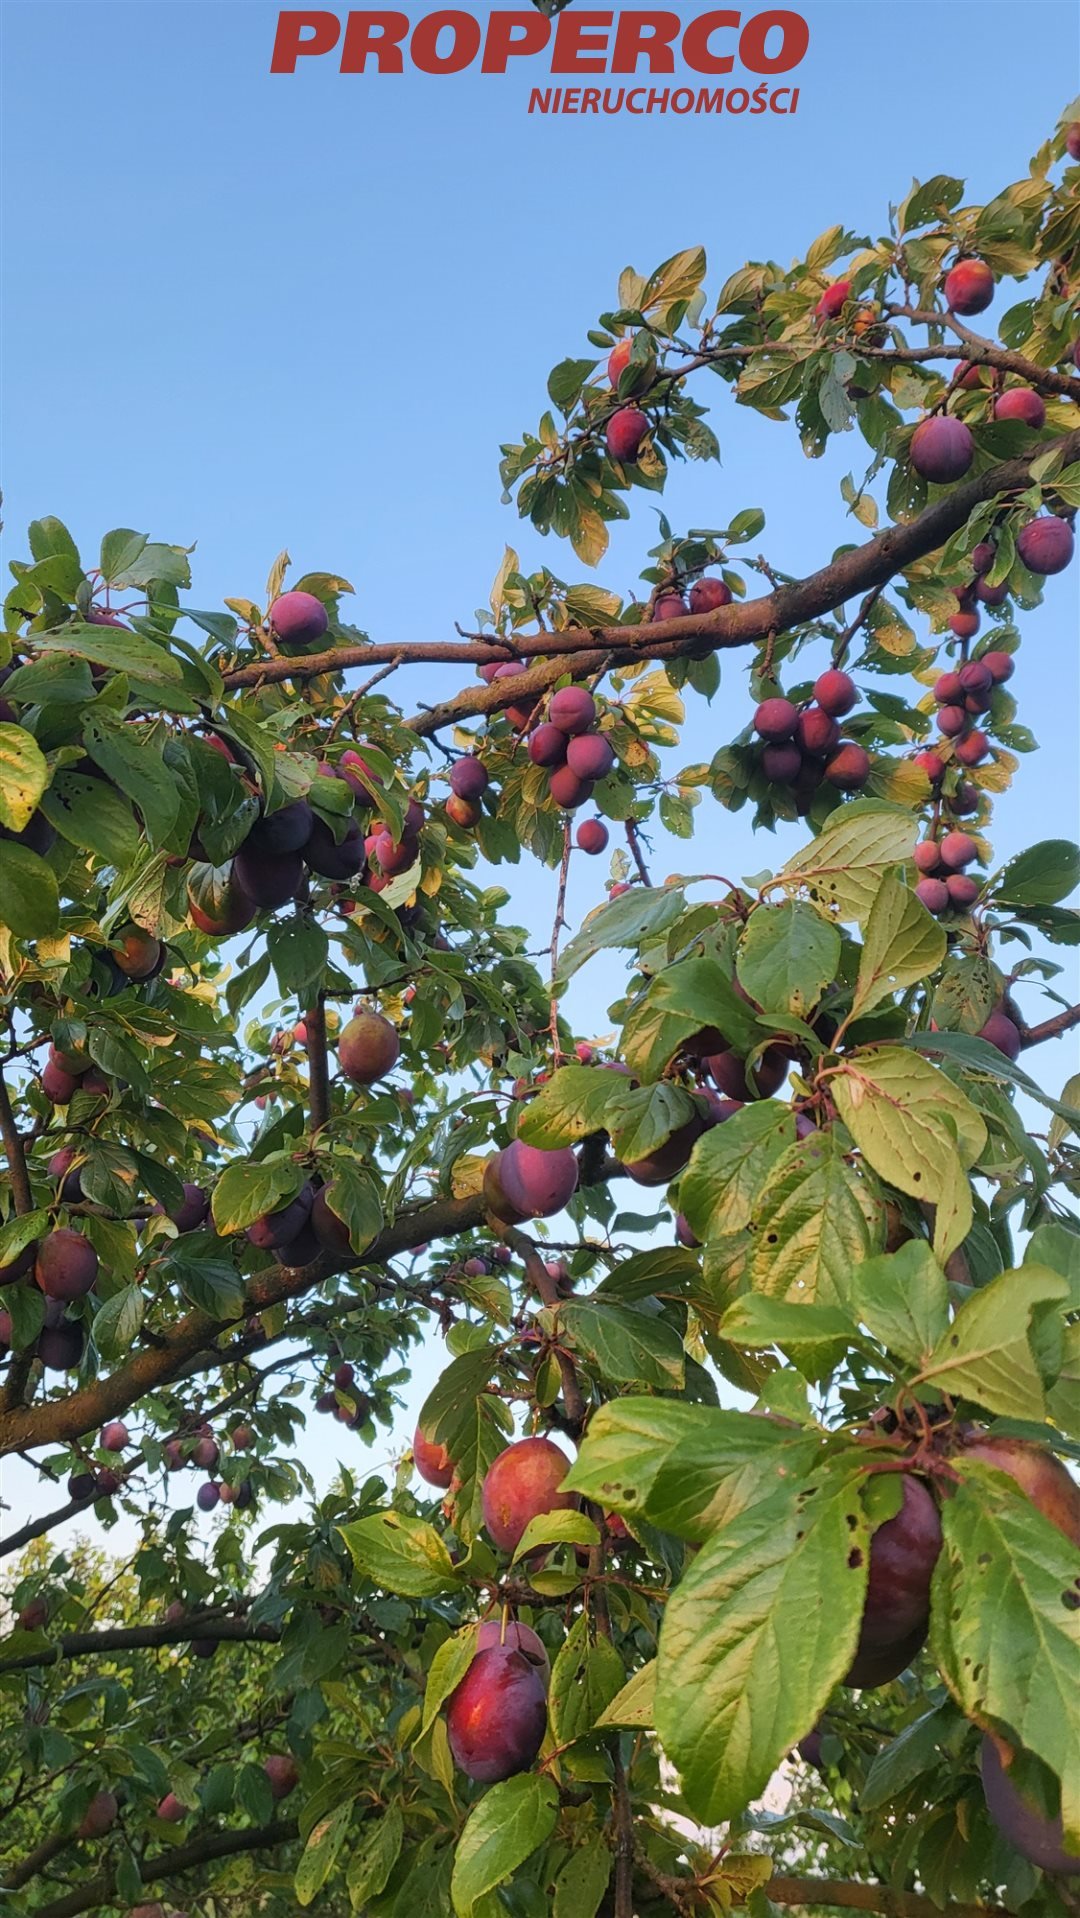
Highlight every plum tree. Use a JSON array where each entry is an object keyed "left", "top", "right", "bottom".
[{"left": 0, "top": 115, "right": 1078, "bottom": 1918}]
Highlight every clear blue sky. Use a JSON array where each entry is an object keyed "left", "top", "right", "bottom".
[{"left": 2, "top": 2, "right": 1078, "bottom": 1545}]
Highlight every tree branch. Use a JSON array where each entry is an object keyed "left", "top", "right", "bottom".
[
  {"left": 304, "top": 990, "right": 331, "bottom": 1134},
  {"left": 213, "top": 431, "right": 1080, "bottom": 739},
  {"left": 27, "top": 1816, "right": 299, "bottom": 1918},
  {"left": 1020, "top": 1002, "right": 1080, "bottom": 1048},
  {"left": 0, "top": 1066, "right": 33, "bottom": 1215},
  {"left": 497, "top": 1225, "right": 587, "bottom": 1436},
  {"left": 766, "top": 1878, "right": 1005, "bottom": 1918},
  {"left": 0, "top": 1614, "right": 282, "bottom": 1677}
]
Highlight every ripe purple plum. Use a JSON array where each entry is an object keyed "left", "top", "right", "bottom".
[
  {"left": 977, "top": 1010, "right": 1022, "bottom": 1060},
  {"left": 813, "top": 669, "right": 857, "bottom": 716},
  {"left": 449, "top": 756, "right": 489, "bottom": 801},
  {"left": 981, "top": 650, "right": 1014, "bottom": 683},
  {"left": 187, "top": 863, "right": 257, "bottom": 937},
  {"left": 955, "top": 730, "right": 989, "bottom": 767},
  {"left": 754, "top": 698, "right": 798, "bottom": 741},
  {"left": 100, "top": 1420, "right": 129, "bottom": 1452},
  {"left": 910, "top": 415, "right": 975, "bottom": 483},
  {"left": 994, "top": 387, "right": 1046, "bottom": 430},
  {"left": 483, "top": 1140, "right": 579, "bottom": 1222},
  {"left": 446, "top": 1644, "right": 548, "bottom": 1782},
  {"left": 112, "top": 924, "right": 163, "bottom": 981},
  {"left": 1017, "top": 514, "right": 1074, "bottom": 576},
  {"left": 233, "top": 845, "right": 304, "bottom": 910},
  {"left": 824, "top": 743, "right": 871, "bottom": 790},
  {"left": 566, "top": 733, "right": 615, "bottom": 781},
  {"left": 981, "top": 1737, "right": 1080, "bottom": 1876},
  {"left": 264, "top": 1754, "right": 300, "bottom": 1799},
  {"left": 762, "top": 743, "right": 803, "bottom": 784},
  {"left": 942, "top": 258, "right": 994, "bottom": 315},
  {"left": 624, "top": 1108, "right": 709, "bottom": 1185},
  {"left": 245, "top": 800, "right": 315, "bottom": 857},
  {"left": 548, "top": 687, "right": 597, "bottom": 736},
  {"left": 795, "top": 707, "right": 841, "bottom": 756},
  {"left": 304, "top": 816, "right": 367, "bottom": 880},
  {"left": 528, "top": 723, "right": 569, "bottom": 768},
  {"left": 548, "top": 764, "right": 592, "bottom": 810},
  {"left": 78, "top": 1789, "right": 119, "bottom": 1839},
  {"left": 35, "top": 1229, "right": 99, "bottom": 1302},
  {"left": 482, "top": 1436, "right": 576, "bottom": 1552},
  {"left": 576, "top": 819, "right": 609, "bottom": 855},
  {"left": 475, "top": 1617, "right": 550, "bottom": 1681},
  {"left": 269, "top": 590, "right": 329, "bottom": 652},
  {"left": 688, "top": 576, "right": 732, "bottom": 613},
  {"left": 946, "top": 874, "right": 981, "bottom": 910},
  {"left": 652, "top": 591, "right": 686, "bottom": 621},
  {"left": 606, "top": 407, "right": 649, "bottom": 463},
  {"left": 246, "top": 1184, "right": 314, "bottom": 1251},
  {"left": 958, "top": 1432, "right": 1080, "bottom": 1543},
  {"left": 939, "top": 831, "right": 978, "bottom": 871},
  {"left": 844, "top": 1476, "right": 942, "bottom": 1686},
  {"left": 915, "top": 877, "right": 950, "bottom": 915}
]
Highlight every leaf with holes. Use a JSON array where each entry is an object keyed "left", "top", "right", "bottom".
[
  {"left": 929, "top": 1464, "right": 1080, "bottom": 1846},
  {"left": 851, "top": 873, "right": 947, "bottom": 1019},
  {"left": 655, "top": 1467, "right": 870, "bottom": 1826},
  {"left": 777, "top": 801, "right": 917, "bottom": 925},
  {"left": 746, "top": 1132, "right": 885, "bottom": 1309},
  {"left": 831, "top": 1047, "right": 984, "bottom": 1214}
]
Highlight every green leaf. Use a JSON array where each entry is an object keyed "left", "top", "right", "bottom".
[
  {"left": 620, "top": 957, "right": 761, "bottom": 1082},
  {"left": 777, "top": 801, "right": 917, "bottom": 926},
  {"left": 267, "top": 916, "right": 329, "bottom": 996},
  {"left": 916, "top": 1264, "right": 1068, "bottom": 1419},
  {"left": 746, "top": 1132, "right": 885, "bottom": 1309},
  {"left": 680, "top": 1104, "right": 797, "bottom": 1241},
  {"left": 553, "top": 885, "right": 685, "bottom": 990},
  {"left": 512, "top": 1508, "right": 599, "bottom": 1565},
  {"left": 35, "top": 624, "right": 184, "bottom": 685},
  {"left": 450, "top": 1775, "right": 559, "bottom": 1916},
  {"left": 82, "top": 714, "right": 180, "bottom": 843},
  {"left": 210, "top": 1157, "right": 308, "bottom": 1235},
  {"left": 736, "top": 902, "right": 841, "bottom": 1018},
  {"left": 992, "top": 838, "right": 1080, "bottom": 907},
  {"left": 831, "top": 1046, "right": 985, "bottom": 1211},
  {"left": 607, "top": 1082, "right": 700, "bottom": 1166},
  {"left": 552, "top": 1840, "right": 611, "bottom": 1918},
  {"left": 295, "top": 1803, "right": 352, "bottom": 1906},
  {"left": 720, "top": 1295, "right": 859, "bottom": 1383},
  {"left": 906, "top": 1030, "right": 1080, "bottom": 1130},
  {"left": 91, "top": 1284, "right": 147, "bottom": 1361},
  {"left": 0, "top": 1210, "right": 51, "bottom": 1268},
  {"left": 655, "top": 1470, "right": 869, "bottom": 1826},
  {"left": 341, "top": 1510, "right": 461, "bottom": 1599},
  {"left": 560, "top": 1298, "right": 684, "bottom": 1389},
  {"left": 549, "top": 1613, "right": 626, "bottom": 1746},
  {"left": 346, "top": 1804, "right": 403, "bottom": 1906},
  {"left": 851, "top": 873, "right": 947, "bottom": 1020},
  {"left": 929, "top": 1466, "right": 1080, "bottom": 1845},
  {"left": 852, "top": 1241, "right": 949, "bottom": 1370},
  {"left": 0, "top": 840, "right": 59, "bottom": 938},
  {"left": 39, "top": 772, "right": 139, "bottom": 865},
  {"left": 516, "top": 1063, "right": 620, "bottom": 1149},
  {"left": 421, "top": 1629, "right": 479, "bottom": 1734},
  {"left": 860, "top": 1705, "right": 954, "bottom": 1811},
  {"left": 318, "top": 1161, "right": 381, "bottom": 1255},
  {"left": 594, "top": 1658, "right": 657, "bottom": 1729},
  {"left": 564, "top": 1396, "right": 821, "bottom": 1543},
  {"left": 0, "top": 725, "right": 48, "bottom": 833}
]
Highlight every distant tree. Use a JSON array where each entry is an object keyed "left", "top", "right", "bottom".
[{"left": 0, "top": 108, "right": 1078, "bottom": 1918}]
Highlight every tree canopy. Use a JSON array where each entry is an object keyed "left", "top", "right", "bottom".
[{"left": 1, "top": 106, "right": 1079, "bottom": 1918}]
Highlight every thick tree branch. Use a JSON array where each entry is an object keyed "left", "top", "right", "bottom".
[
  {"left": 27, "top": 1817, "right": 299, "bottom": 1918},
  {"left": 214, "top": 431, "right": 1080, "bottom": 733},
  {"left": 0, "top": 1187, "right": 494, "bottom": 1457},
  {"left": 304, "top": 990, "right": 331, "bottom": 1133}
]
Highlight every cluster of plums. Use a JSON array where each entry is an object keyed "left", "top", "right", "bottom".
[
  {"left": 162, "top": 1418, "right": 254, "bottom": 1513},
  {"left": 753, "top": 669, "right": 871, "bottom": 797},
  {"left": 314, "top": 1359, "right": 372, "bottom": 1429},
  {"left": 186, "top": 735, "right": 426, "bottom": 937}
]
